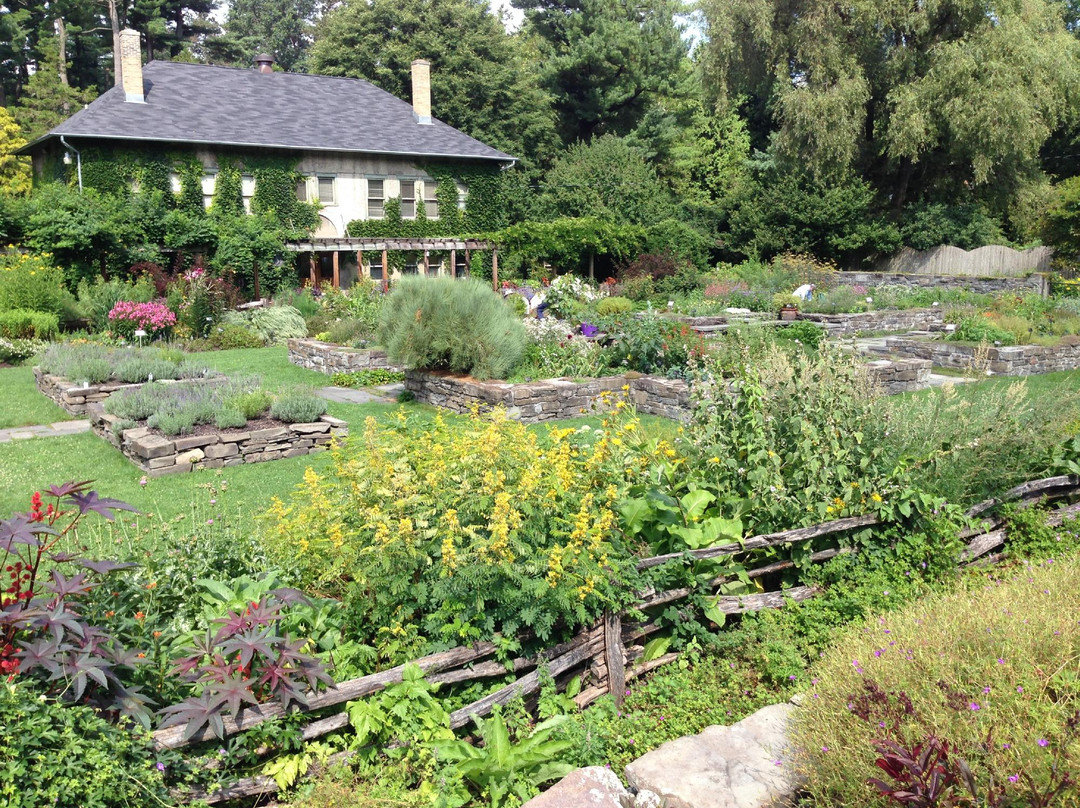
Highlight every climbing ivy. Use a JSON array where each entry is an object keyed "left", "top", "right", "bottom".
[
  {"left": 175, "top": 157, "right": 205, "bottom": 214},
  {"left": 211, "top": 159, "right": 244, "bottom": 219},
  {"left": 248, "top": 155, "right": 319, "bottom": 237}
]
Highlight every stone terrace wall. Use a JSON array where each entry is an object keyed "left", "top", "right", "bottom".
[
  {"left": 405, "top": 371, "right": 692, "bottom": 423},
  {"left": 287, "top": 339, "right": 398, "bottom": 375},
  {"left": 844, "top": 271, "right": 1048, "bottom": 297},
  {"left": 883, "top": 337, "right": 1080, "bottom": 376},
  {"left": 88, "top": 404, "right": 348, "bottom": 477},
  {"left": 798, "top": 307, "right": 944, "bottom": 336},
  {"left": 864, "top": 358, "right": 932, "bottom": 394},
  {"left": 35, "top": 367, "right": 224, "bottom": 417},
  {"left": 406, "top": 360, "right": 924, "bottom": 422}
]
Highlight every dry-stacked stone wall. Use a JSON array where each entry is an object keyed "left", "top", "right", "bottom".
[
  {"left": 35, "top": 367, "right": 224, "bottom": 416},
  {"left": 405, "top": 371, "right": 691, "bottom": 423},
  {"left": 88, "top": 404, "right": 348, "bottom": 477},
  {"left": 884, "top": 337, "right": 1080, "bottom": 375},
  {"left": 864, "top": 358, "right": 932, "bottom": 394},
  {"left": 797, "top": 308, "right": 945, "bottom": 336},
  {"left": 844, "top": 271, "right": 1048, "bottom": 296},
  {"left": 405, "top": 361, "right": 925, "bottom": 423},
  {"left": 287, "top": 339, "right": 398, "bottom": 375}
]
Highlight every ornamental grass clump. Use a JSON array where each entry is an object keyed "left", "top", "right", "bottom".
[
  {"left": 377, "top": 277, "right": 525, "bottom": 380},
  {"left": 794, "top": 554, "right": 1080, "bottom": 806},
  {"left": 261, "top": 408, "right": 641, "bottom": 654}
]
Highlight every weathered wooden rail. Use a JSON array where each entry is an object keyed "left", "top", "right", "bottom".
[{"left": 166, "top": 472, "right": 1080, "bottom": 804}]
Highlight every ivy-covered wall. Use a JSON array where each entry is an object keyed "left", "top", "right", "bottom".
[{"left": 345, "top": 163, "right": 505, "bottom": 276}]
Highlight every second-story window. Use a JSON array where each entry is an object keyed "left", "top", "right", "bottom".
[
  {"left": 421, "top": 180, "right": 439, "bottom": 218},
  {"left": 400, "top": 178, "right": 417, "bottom": 218},
  {"left": 367, "top": 178, "right": 384, "bottom": 219},
  {"left": 317, "top": 176, "right": 335, "bottom": 205}
]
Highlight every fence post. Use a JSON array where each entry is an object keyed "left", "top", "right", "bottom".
[{"left": 604, "top": 611, "right": 626, "bottom": 708}]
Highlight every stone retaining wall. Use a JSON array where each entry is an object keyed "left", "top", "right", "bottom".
[
  {"left": 406, "top": 359, "right": 927, "bottom": 422},
  {"left": 287, "top": 339, "right": 397, "bottom": 375},
  {"left": 864, "top": 357, "right": 932, "bottom": 394},
  {"left": 797, "top": 307, "right": 944, "bottom": 335},
  {"left": 883, "top": 337, "right": 1080, "bottom": 376},
  {"left": 405, "top": 371, "right": 692, "bottom": 423},
  {"left": 35, "top": 367, "right": 224, "bottom": 416},
  {"left": 844, "top": 271, "right": 1048, "bottom": 296},
  {"left": 88, "top": 404, "right": 348, "bottom": 477}
]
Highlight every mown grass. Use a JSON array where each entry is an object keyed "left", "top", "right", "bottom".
[
  {"left": 0, "top": 364, "right": 73, "bottom": 428},
  {"left": 0, "top": 346, "right": 675, "bottom": 544}
]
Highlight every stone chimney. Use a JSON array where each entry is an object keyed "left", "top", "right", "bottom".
[
  {"left": 254, "top": 53, "right": 275, "bottom": 74},
  {"left": 119, "top": 28, "right": 144, "bottom": 103},
  {"left": 411, "top": 59, "right": 432, "bottom": 125}
]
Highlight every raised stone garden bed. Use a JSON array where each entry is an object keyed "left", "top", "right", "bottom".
[
  {"left": 34, "top": 366, "right": 223, "bottom": 417},
  {"left": 882, "top": 336, "right": 1080, "bottom": 376},
  {"left": 864, "top": 357, "right": 932, "bottom": 394},
  {"left": 87, "top": 404, "right": 348, "bottom": 477},
  {"left": 287, "top": 339, "right": 398, "bottom": 375},
  {"left": 405, "top": 370, "right": 692, "bottom": 423},
  {"left": 406, "top": 358, "right": 924, "bottom": 423},
  {"left": 797, "top": 307, "right": 944, "bottom": 336}
]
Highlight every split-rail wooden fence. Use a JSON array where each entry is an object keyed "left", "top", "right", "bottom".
[{"left": 159, "top": 473, "right": 1080, "bottom": 804}]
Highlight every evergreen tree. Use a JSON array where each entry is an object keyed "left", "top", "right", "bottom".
[
  {"left": 214, "top": 0, "right": 317, "bottom": 72},
  {"left": 514, "top": 0, "right": 691, "bottom": 146}
]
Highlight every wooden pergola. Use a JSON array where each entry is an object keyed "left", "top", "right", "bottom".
[{"left": 286, "top": 237, "right": 502, "bottom": 290}]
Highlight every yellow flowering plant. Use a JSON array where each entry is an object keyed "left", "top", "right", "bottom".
[
  {"left": 262, "top": 407, "right": 643, "bottom": 658},
  {"left": 0, "top": 251, "right": 72, "bottom": 319}
]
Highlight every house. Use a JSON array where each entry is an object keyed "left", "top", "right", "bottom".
[{"left": 19, "top": 29, "right": 514, "bottom": 289}]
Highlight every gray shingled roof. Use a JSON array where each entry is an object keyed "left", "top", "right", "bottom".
[{"left": 26, "top": 61, "right": 514, "bottom": 163}]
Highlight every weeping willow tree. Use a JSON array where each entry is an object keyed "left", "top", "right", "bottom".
[{"left": 697, "top": 0, "right": 1080, "bottom": 225}]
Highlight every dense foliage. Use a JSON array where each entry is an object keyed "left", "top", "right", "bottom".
[
  {"left": 377, "top": 277, "right": 525, "bottom": 380},
  {"left": 263, "top": 408, "right": 642, "bottom": 652}
]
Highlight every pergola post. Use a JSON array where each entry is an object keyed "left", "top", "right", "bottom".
[
  {"left": 332, "top": 250, "right": 340, "bottom": 289},
  {"left": 382, "top": 248, "right": 389, "bottom": 291},
  {"left": 308, "top": 254, "right": 317, "bottom": 287},
  {"left": 357, "top": 250, "right": 363, "bottom": 279},
  {"left": 450, "top": 248, "right": 457, "bottom": 278},
  {"left": 492, "top": 249, "right": 499, "bottom": 291},
  {"left": 423, "top": 250, "right": 430, "bottom": 276}
]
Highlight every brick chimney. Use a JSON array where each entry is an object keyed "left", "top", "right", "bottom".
[
  {"left": 411, "top": 59, "right": 432, "bottom": 125},
  {"left": 119, "top": 28, "right": 144, "bottom": 103}
]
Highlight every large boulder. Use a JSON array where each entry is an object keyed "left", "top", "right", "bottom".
[
  {"left": 521, "top": 766, "right": 630, "bottom": 808},
  {"left": 623, "top": 703, "right": 801, "bottom": 808}
]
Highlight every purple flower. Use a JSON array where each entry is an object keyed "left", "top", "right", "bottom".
[
  {"left": 998, "top": 658, "right": 1006, "bottom": 665},
  {"left": 1038, "top": 739, "right": 1049, "bottom": 747},
  {"left": 969, "top": 702, "right": 981, "bottom": 711},
  {"left": 1008, "top": 775, "right": 1019, "bottom": 783},
  {"left": 156, "top": 762, "right": 166, "bottom": 772}
]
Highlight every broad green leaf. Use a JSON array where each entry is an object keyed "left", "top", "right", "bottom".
[
  {"left": 680, "top": 488, "right": 716, "bottom": 521},
  {"left": 642, "top": 635, "right": 672, "bottom": 662},
  {"left": 702, "top": 600, "right": 727, "bottom": 627}
]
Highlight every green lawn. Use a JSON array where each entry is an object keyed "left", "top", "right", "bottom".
[
  {"left": 0, "top": 346, "right": 403, "bottom": 520},
  {"left": 0, "top": 365, "right": 73, "bottom": 429}
]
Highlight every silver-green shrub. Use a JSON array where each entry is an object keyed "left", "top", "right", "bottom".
[
  {"left": 269, "top": 389, "right": 327, "bottom": 423},
  {"left": 114, "top": 357, "right": 180, "bottom": 384},
  {"left": 377, "top": 277, "right": 526, "bottom": 380}
]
